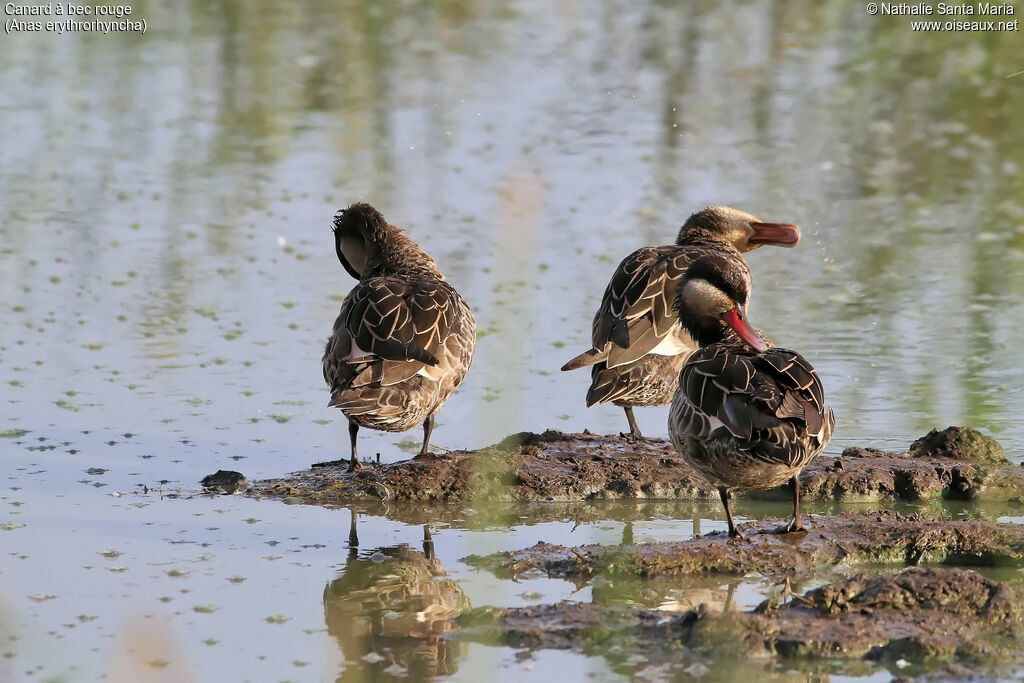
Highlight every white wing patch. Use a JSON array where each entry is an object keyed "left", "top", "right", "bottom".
[{"left": 647, "top": 323, "right": 695, "bottom": 357}]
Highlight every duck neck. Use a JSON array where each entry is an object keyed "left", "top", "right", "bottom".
[
  {"left": 365, "top": 227, "right": 444, "bottom": 279},
  {"left": 676, "top": 226, "right": 736, "bottom": 250},
  {"left": 677, "top": 308, "right": 729, "bottom": 348}
]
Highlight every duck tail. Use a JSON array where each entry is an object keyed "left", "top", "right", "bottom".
[{"left": 561, "top": 348, "right": 605, "bottom": 371}]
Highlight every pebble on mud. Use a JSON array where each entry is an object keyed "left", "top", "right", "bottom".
[{"left": 200, "top": 470, "right": 248, "bottom": 495}]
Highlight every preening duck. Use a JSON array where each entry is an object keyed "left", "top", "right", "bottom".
[
  {"left": 322, "top": 203, "right": 477, "bottom": 471},
  {"left": 561, "top": 206, "right": 799, "bottom": 440},
  {"left": 667, "top": 254, "right": 834, "bottom": 539}
]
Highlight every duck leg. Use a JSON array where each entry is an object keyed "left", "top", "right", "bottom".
[
  {"left": 623, "top": 406, "right": 644, "bottom": 441},
  {"left": 779, "top": 476, "right": 807, "bottom": 533},
  {"left": 414, "top": 414, "right": 435, "bottom": 459},
  {"left": 348, "top": 509, "right": 359, "bottom": 560},
  {"left": 718, "top": 486, "right": 747, "bottom": 540},
  {"left": 311, "top": 419, "right": 363, "bottom": 469},
  {"left": 347, "top": 421, "right": 362, "bottom": 471},
  {"left": 723, "top": 581, "right": 738, "bottom": 613},
  {"left": 422, "top": 525, "right": 434, "bottom": 559}
]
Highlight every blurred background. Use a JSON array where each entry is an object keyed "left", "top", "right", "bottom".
[{"left": 2, "top": 0, "right": 1023, "bottom": 681}]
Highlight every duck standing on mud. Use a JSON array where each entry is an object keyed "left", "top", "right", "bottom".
[
  {"left": 322, "top": 203, "right": 477, "bottom": 471},
  {"left": 561, "top": 207, "right": 800, "bottom": 440},
  {"left": 667, "top": 255, "right": 834, "bottom": 539}
]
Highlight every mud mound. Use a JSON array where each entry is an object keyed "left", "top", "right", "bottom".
[
  {"left": 249, "top": 426, "right": 1019, "bottom": 504},
  {"left": 459, "top": 567, "right": 1024, "bottom": 674},
  {"left": 464, "top": 510, "right": 1024, "bottom": 580}
]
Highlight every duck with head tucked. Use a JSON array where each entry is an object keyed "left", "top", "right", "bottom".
[
  {"left": 322, "top": 203, "right": 477, "bottom": 471},
  {"left": 561, "top": 207, "right": 800, "bottom": 440},
  {"left": 667, "top": 254, "right": 834, "bottom": 540}
]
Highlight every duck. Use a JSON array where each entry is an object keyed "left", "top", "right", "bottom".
[
  {"left": 666, "top": 254, "right": 834, "bottom": 539},
  {"left": 324, "top": 512, "right": 469, "bottom": 678},
  {"left": 321, "top": 203, "right": 477, "bottom": 471},
  {"left": 561, "top": 206, "right": 800, "bottom": 440}
]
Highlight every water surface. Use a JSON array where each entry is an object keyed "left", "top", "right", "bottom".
[{"left": 2, "top": 1, "right": 1023, "bottom": 680}]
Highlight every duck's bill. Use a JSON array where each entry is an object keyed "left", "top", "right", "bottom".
[
  {"left": 722, "top": 307, "right": 768, "bottom": 352},
  {"left": 749, "top": 222, "right": 800, "bottom": 247}
]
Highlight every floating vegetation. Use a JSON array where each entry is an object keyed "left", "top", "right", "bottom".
[
  {"left": 269, "top": 413, "right": 295, "bottom": 424},
  {"left": 394, "top": 437, "right": 422, "bottom": 453}
]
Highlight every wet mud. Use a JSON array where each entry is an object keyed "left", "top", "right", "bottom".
[
  {"left": 457, "top": 567, "right": 1024, "bottom": 676},
  {"left": 463, "top": 510, "right": 1024, "bottom": 581},
  {"left": 238, "top": 426, "right": 1024, "bottom": 679},
  {"left": 249, "top": 426, "right": 1018, "bottom": 505},
  {"left": 244, "top": 426, "right": 1024, "bottom": 677}
]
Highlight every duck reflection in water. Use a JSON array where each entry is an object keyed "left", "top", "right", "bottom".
[
  {"left": 324, "top": 511, "right": 471, "bottom": 681},
  {"left": 591, "top": 517, "right": 741, "bottom": 615}
]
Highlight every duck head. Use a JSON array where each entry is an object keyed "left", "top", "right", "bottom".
[
  {"left": 677, "top": 255, "right": 768, "bottom": 352},
  {"left": 332, "top": 202, "right": 442, "bottom": 279},
  {"left": 677, "top": 206, "right": 800, "bottom": 252},
  {"left": 332, "top": 202, "right": 388, "bottom": 279}
]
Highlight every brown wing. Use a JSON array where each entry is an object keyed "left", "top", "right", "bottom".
[
  {"left": 562, "top": 243, "right": 749, "bottom": 372},
  {"left": 322, "top": 276, "right": 457, "bottom": 394},
  {"left": 582, "top": 246, "right": 690, "bottom": 368},
  {"left": 593, "top": 246, "right": 683, "bottom": 345},
  {"left": 677, "top": 344, "right": 833, "bottom": 467}
]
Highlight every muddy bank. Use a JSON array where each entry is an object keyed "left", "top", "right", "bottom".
[
  {"left": 457, "top": 567, "right": 1024, "bottom": 676},
  {"left": 261, "top": 496, "right": 935, "bottom": 530},
  {"left": 464, "top": 510, "right": 1024, "bottom": 581},
  {"left": 797, "top": 426, "right": 1017, "bottom": 504},
  {"left": 249, "top": 426, "right": 1019, "bottom": 505}
]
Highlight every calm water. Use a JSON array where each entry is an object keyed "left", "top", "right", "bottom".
[{"left": 2, "top": 1, "right": 1023, "bottom": 680}]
